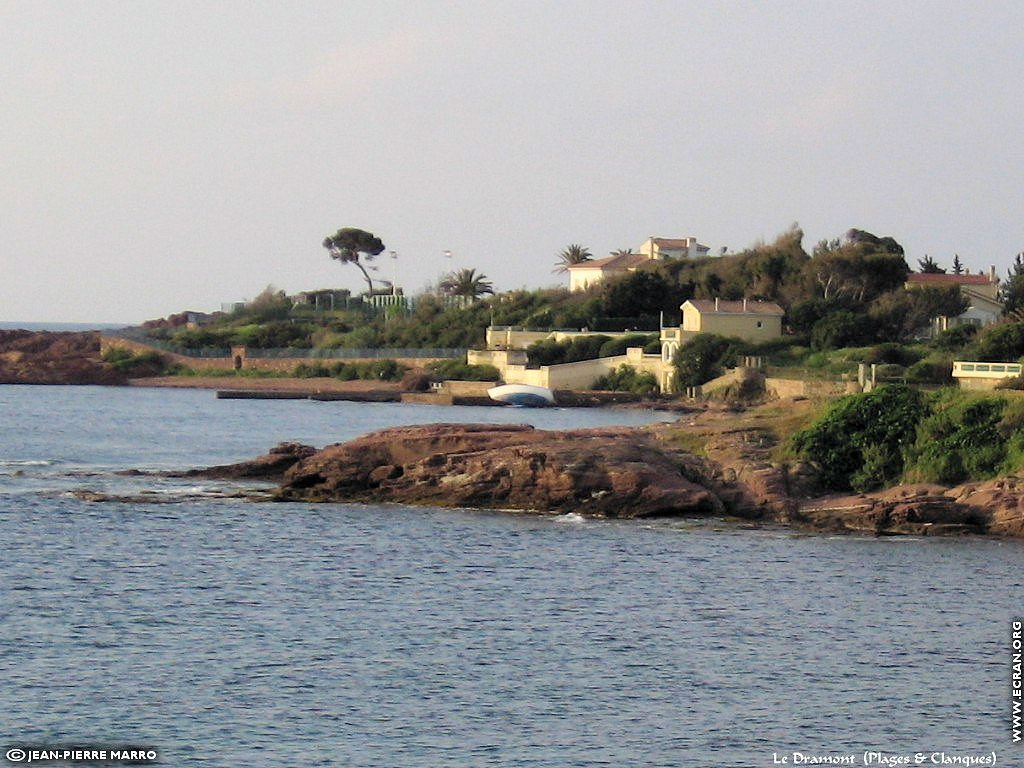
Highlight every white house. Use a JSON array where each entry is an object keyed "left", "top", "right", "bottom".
[
  {"left": 636, "top": 237, "right": 710, "bottom": 260},
  {"left": 566, "top": 236, "right": 711, "bottom": 292},
  {"left": 566, "top": 252, "right": 653, "bottom": 292},
  {"left": 904, "top": 268, "right": 1002, "bottom": 332}
]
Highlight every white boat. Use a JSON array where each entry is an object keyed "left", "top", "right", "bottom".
[{"left": 487, "top": 383, "right": 556, "bottom": 407}]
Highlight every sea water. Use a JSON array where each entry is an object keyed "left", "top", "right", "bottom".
[{"left": 0, "top": 386, "right": 1020, "bottom": 766}]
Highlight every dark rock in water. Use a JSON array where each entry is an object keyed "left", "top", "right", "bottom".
[
  {"left": 275, "top": 423, "right": 723, "bottom": 519},
  {"left": 179, "top": 442, "right": 317, "bottom": 481}
]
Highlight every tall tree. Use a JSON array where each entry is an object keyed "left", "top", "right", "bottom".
[
  {"left": 952, "top": 254, "right": 964, "bottom": 275},
  {"left": 322, "top": 227, "right": 385, "bottom": 295},
  {"left": 554, "top": 243, "right": 593, "bottom": 273},
  {"left": 1002, "top": 252, "right": 1024, "bottom": 315},
  {"left": 917, "top": 255, "right": 946, "bottom": 274},
  {"left": 440, "top": 268, "right": 494, "bottom": 300}
]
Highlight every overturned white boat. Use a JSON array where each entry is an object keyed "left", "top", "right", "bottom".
[{"left": 487, "top": 383, "right": 556, "bottom": 407}]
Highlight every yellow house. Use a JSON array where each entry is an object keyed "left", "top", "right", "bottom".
[{"left": 661, "top": 298, "right": 784, "bottom": 362}]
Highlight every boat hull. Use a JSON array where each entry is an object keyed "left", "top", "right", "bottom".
[{"left": 487, "top": 384, "right": 556, "bottom": 407}]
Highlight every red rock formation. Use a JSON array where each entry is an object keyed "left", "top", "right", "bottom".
[
  {"left": 178, "top": 442, "right": 317, "bottom": 482},
  {"left": 278, "top": 423, "right": 724, "bottom": 518},
  {"left": 192, "top": 422, "right": 1024, "bottom": 537},
  {"left": 0, "top": 331, "right": 123, "bottom": 385}
]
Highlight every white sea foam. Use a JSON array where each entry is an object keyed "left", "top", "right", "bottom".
[{"left": 555, "top": 512, "right": 587, "bottom": 524}]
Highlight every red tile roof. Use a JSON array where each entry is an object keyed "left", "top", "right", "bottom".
[
  {"left": 566, "top": 252, "right": 651, "bottom": 270},
  {"left": 906, "top": 272, "right": 995, "bottom": 286},
  {"left": 685, "top": 299, "right": 785, "bottom": 316}
]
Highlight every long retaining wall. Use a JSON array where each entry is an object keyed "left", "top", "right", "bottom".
[
  {"left": 100, "top": 335, "right": 461, "bottom": 373},
  {"left": 765, "top": 377, "right": 860, "bottom": 399}
]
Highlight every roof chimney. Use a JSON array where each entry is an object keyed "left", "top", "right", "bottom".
[{"left": 715, "top": 297, "right": 720, "bottom": 311}]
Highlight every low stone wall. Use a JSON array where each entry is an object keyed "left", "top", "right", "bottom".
[
  {"left": 442, "top": 380, "right": 494, "bottom": 397},
  {"left": 101, "top": 336, "right": 239, "bottom": 371},
  {"left": 101, "top": 335, "right": 452, "bottom": 373},
  {"left": 765, "top": 377, "right": 859, "bottom": 399}
]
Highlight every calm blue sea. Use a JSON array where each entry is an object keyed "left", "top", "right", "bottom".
[{"left": 0, "top": 386, "right": 1020, "bottom": 767}]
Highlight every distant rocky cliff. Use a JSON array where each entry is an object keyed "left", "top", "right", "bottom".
[{"left": 0, "top": 331, "right": 123, "bottom": 385}]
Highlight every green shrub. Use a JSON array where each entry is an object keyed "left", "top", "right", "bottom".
[
  {"left": 931, "top": 324, "right": 978, "bottom": 352},
  {"left": 863, "top": 343, "right": 923, "bottom": 366},
  {"left": 597, "top": 334, "right": 658, "bottom": 358},
  {"left": 526, "top": 335, "right": 611, "bottom": 366},
  {"left": 102, "top": 347, "right": 173, "bottom": 377},
  {"left": 167, "top": 327, "right": 235, "bottom": 351},
  {"left": 968, "top": 322, "right": 1024, "bottom": 362},
  {"left": 671, "top": 334, "right": 741, "bottom": 389},
  {"left": 790, "top": 385, "right": 928, "bottom": 491},
  {"left": 905, "top": 396, "right": 1008, "bottom": 484},
  {"left": 591, "top": 364, "right": 659, "bottom": 394},
  {"left": 295, "top": 359, "right": 407, "bottom": 381},
  {"left": 426, "top": 359, "right": 501, "bottom": 382},
  {"left": 294, "top": 363, "right": 333, "bottom": 378},
  {"left": 810, "top": 311, "right": 875, "bottom": 351},
  {"left": 234, "top": 321, "right": 314, "bottom": 349},
  {"left": 906, "top": 358, "right": 953, "bottom": 385}
]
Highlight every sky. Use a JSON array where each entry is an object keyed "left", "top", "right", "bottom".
[{"left": 2, "top": 1, "right": 1022, "bottom": 323}]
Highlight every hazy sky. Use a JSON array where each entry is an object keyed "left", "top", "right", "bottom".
[{"left": 2, "top": 1, "right": 1021, "bottom": 322}]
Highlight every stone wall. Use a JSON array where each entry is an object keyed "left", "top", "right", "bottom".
[
  {"left": 765, "top": 377, "right": 859, "bottom": 399},
  {"left": 101, "top": 336, "right": 451, "bottom": 374},
  {"left": 500, "top": 348, "right": 668, "bottom": 391}
]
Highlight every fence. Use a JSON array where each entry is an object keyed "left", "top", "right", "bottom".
[
  {"left": 244, "top": 347, "right": 465, "bottom": 360},
  {"left": 102, "top": 330, "right": 464, "bottom": 362}
]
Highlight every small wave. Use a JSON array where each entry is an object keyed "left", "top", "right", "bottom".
[
  {"left": 0, "top": 459, "right": 60, "bottom": 467},
  {"left": 555, "top": 512, "right": 587, "bottom": 524}
]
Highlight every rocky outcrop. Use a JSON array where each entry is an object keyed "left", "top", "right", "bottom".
[
  {"left": 796, "top": 481, "right": 1024, "bottom": 537},
  {"left": 177, "top": 442, "right": 317, "bottom": 482},
  {"left": 190, "top": 421, "right": 1024, "bottom": 537},
  {"left": 276, "top": 423, "right": 724, "bottom": 519},
  {"left": 0, "top": 331, "right": 123, "bottom": 385}
]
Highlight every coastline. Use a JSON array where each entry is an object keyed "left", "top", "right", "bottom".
[
  {"left": 183, "top": 414, "right": 1024, "bottom": 540},
  {"left": 128, "top": 375, "right": 404, "bottom": 396}
]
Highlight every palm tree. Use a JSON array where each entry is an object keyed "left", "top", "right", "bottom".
[
  {"left": 440, "top": 268, "right": 495, "bottom": 300},
  {"left": 610, "top": 248, "right": 634, "bottom": 258},
  {"left": 553, "top": 243, "right": 593, "bottom": 273}
]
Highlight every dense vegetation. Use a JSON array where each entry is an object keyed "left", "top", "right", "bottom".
[
  {"left": 135, "top": 226, "right": 1024, "bottom": 392},
  {"left": 143, "top": 226, "right": 984, "bottom": 353},
  {"left": 592, "top": 365, "right": 659, "bottom": 394},
  {"left": 791, "top": 386, "right": 1024, "bottom": 492}
]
